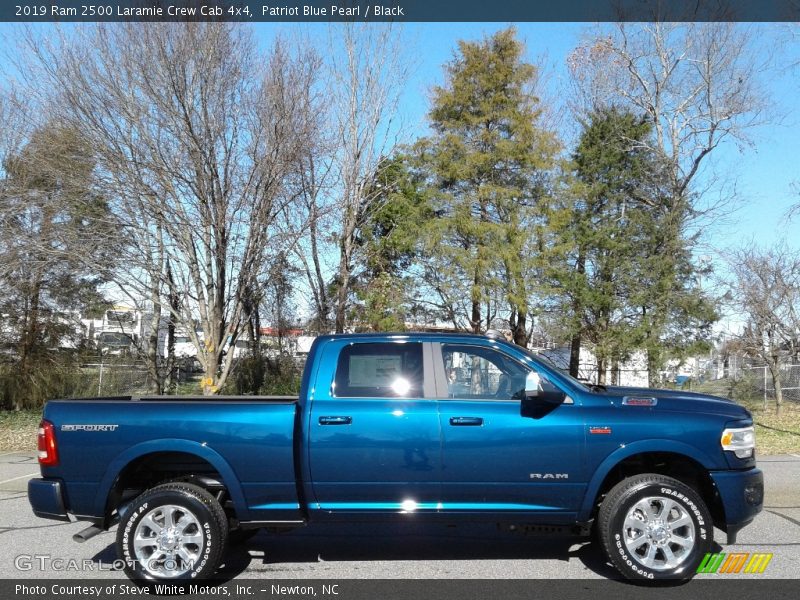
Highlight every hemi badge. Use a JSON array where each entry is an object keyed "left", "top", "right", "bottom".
[
  {"left": 622, "top": 396, "right": 658, "bottom": 407},
  {"left": 589, "top": 426, "right": 612, "bottom": 435}
]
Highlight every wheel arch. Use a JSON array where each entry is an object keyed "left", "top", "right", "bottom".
[
  {"left": 96, "top": 439, "right": 248, "bottom": 525},
  {"left": 579, "top": 440, "right": 721, "bottom": 524}
]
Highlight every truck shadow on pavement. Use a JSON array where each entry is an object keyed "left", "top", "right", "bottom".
[
  {"left": 218, "top": 523, "right": 626, "bottom": 581},
  {"left": 91, "top": 522, "right": 725, "bottom": 584}
]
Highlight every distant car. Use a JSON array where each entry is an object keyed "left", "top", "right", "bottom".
[{"left": 96, "top": 331, "right": 134, "bottom": 355}]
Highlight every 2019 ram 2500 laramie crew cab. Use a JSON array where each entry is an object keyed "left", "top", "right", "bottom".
[{"left": 29, "top": 332, "right": 763, "bottom": 581}]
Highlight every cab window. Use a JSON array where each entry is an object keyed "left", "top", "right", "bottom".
[{"left": 333, "top": 342, "right": 424, "bottom": 398}]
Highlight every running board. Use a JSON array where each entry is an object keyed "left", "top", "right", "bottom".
[{"left": 238, "top": 519, "right": 306, "bottom": 530}]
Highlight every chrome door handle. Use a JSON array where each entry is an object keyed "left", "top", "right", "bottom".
[
  {"left": 318, "top": 416, "right": 352, "bottom": 425},
  {"left": 449, "top": 416, "right": 484, "bottom": 426}
]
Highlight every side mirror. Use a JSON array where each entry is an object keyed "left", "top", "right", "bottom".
[
  {"left": 521, "top": 371, "right": 566, "bottom": 419},
  {"left": 525, "top": 371, "right": 542, "bottom": 397}
]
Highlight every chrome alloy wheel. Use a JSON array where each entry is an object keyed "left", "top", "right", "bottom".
[
  {"left": 622, "top": 496, "right": 696, "bottom": 571},
  {"left": 132, "top": 504, "right": 204, "bottom": 578}
]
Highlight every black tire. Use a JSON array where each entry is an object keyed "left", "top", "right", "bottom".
[
  {"left": 227, "top": 527, "right": 260, "bottom": 546},
  {"left": 117, "top": 482, "right": 228, "bottom": 581},
  {"left": 597, "top": 474, "right": 713, "bottom": 581}
]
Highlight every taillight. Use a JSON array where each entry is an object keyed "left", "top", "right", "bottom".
[{"left": 38, "top": 420, "right": 58, "bottom": 466}]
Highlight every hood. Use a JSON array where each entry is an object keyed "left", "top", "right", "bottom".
[{"left": 599, "top": 385, "right": 751, "bottom": 421}]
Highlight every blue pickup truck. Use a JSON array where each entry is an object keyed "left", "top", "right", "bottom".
[{"left": 29, "top": 332, "right": 763, "bottom": 582}]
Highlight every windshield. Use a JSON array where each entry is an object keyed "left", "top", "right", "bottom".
[{"left": 518, "top": 346, "right": 591, "bottom": 392}]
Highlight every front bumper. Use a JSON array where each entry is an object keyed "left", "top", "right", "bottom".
[
  {"left": 710, "top": 467, "right": 763, "bottom": 541},
  {"left": 28, "top": 478, "right": 70, "bottom": 522}
]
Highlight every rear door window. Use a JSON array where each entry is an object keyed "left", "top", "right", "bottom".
[{"left": 334, "top": 342, "right": 424, "bottom": 398}]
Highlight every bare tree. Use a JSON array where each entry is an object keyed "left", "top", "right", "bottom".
[
  {"left": 23, "top": 24, "right": 318, "bottom": 394},
  {"left": 569, "top": 23, "right": 768, "bottom": 384},
  {"left": 285, "top": 99, "right": 337, "bottom": 333},
  {"left": 327, "top": 24, "right": 410, "bottom": 333},
  {"left": 729, "top": 243, "right": 800, "bottom": 413}
]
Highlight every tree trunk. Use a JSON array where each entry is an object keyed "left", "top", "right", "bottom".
[
  {"left": 647, "top": 349, "right": 659, "bottom": 389},
  {"left": 470, "top": 265, "right": 481, "bottom": 334},
  {"left": 146, "top": 298, "right": 162, "bottom": 394},
  {"left": 309, "top": 202, "right": 329, "bottom": 331},
  {"left": 335, "top": 267, "right": 349, "bottom": 334},
  {"left": 512, "top": 310, "right": 527, "bottom": 347},
  {"left": 17, "top": 268, "right": 45, "bottom": 412},
  {"left": 597, "top": 357, "right": 607, "bottom": 385},
  {"left": 19, "top": 206, "right": 53, "bottom": 380},
  {"left": 569, "top": 334, "right": 581, "bottom": 378},
  {"left": 470, "top": 297, "right": 481, "bottom": 334},
  {"left": 201, "top": 350, "right": 222, "bottom": 395},
  {"left": 470, "top": 355, "right": 483, "bottom": 395},
  {"left": 19, "top": 276, "right": 42, "bottom": 375},
  {"left": 335, "top": 232, "right": 352, "bottom": 334},
  {"left": 768, "top": 359, "right": 783, "bottom": 415},
  {"left": 254, "top": 306, "right": 263, "bottom": 358},
  {"left": 165, "top": 267, "right": 179, "bottom": 393},
  {"left": 569, "top": 252, "right": 586, "bottom": 378}
]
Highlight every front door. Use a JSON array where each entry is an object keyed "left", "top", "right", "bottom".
[{"left": 436, "top": 342, "right": 585, "bottom": 517}]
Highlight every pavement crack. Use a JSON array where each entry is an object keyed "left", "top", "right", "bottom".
[
  {"left": 766, "top": 509, "right": 800, "bottom": 529},
  {"left": 0, "top": 494, "right": 26, "bottom": 502},
  {"left": 0, "top": 521, "right": 75, "bottom": 534}
]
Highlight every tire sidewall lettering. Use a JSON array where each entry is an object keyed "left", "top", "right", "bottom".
[
  {"left": 119, "top": 491, "right": 219, "bottom": 581},
  {"left": 602, "top": 477, "right": 712, "bottom": 581},
  {"left": 659, "top": 487, "right": 707, "bottom": 539}
]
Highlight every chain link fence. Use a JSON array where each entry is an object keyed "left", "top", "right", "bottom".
[
  {"left": 670, "top": 362, "right": 800, "bottom": 406},
  {"left": 740, "top": 364, "right": 800, "bottom": 405},
  {"left": 573, "top": 359, "right": 800, "bottom": 406},
  {"left": 77, "top": 357, "right": 201, "bottom": 397}
]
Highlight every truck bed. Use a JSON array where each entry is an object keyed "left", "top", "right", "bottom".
[{"left": 41, "top": 396, "right": 303, "bottom": 523}]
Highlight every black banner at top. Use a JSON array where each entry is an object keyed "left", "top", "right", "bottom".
[{"left": 4, "top": 0, "right": 800, "bottom": 22}]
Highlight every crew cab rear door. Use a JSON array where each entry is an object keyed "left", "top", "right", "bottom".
[
  {"left": 435, "top": 342, "right": 586, "bottom": 516},
  {"left": 307, "top": 339, "right": 441, "bottom": 514}
]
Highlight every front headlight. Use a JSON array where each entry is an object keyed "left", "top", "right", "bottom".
[{"left": 721, "top": 426, "right": 755, "bottom": 459}]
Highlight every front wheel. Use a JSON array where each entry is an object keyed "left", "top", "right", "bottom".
[
  {"left": 597, "top": 474, "right": 713, "bottom": 581},
  {"left": 117, "top": 482, "right": 228, "bottom": 581}
]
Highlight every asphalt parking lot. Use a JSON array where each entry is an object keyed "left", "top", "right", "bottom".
[{"left": 0, "top": 451, "right": 798, "bottom": 581}]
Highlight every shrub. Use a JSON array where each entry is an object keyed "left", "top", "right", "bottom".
[{"left": 225, "top": 354, "right": 302, "bottom": 396}]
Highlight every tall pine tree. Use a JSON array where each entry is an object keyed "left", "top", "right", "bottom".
[
  {"left": 551, "top": 107, "right": 715, "bottom": 383},
  {"left": 417, "top": 28, "right": 558, "bottom": 343}
]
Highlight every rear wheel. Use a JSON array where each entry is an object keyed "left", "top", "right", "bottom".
[
  {"left": 597, "top": 473, "right": 712, "bottom": 581},
  {"left": 117, "top": 482, "right": 228, "bottom": 581}
]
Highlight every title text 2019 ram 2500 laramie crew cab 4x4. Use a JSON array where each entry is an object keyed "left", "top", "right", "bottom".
[{"left": 29, "top": 333, "right": 763, "bottom": 581}]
